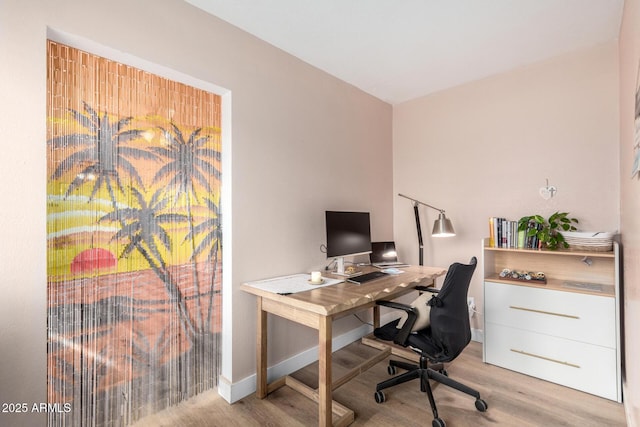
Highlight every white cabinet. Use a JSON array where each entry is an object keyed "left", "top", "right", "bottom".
[{"left": 482, "top": 240, "right": 621, "bottom": 402}]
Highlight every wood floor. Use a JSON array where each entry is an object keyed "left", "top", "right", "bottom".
[{"left": 132, "top": 341, "right": 627, "bottom": 426}]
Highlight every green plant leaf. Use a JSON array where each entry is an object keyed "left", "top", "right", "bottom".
[{"left": 517, "top": 211, "right": 578, "bottom": 250}]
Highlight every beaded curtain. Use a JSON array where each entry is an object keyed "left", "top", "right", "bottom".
[{"left": 46, "top": 40, "right": 222, "bottom": 426}]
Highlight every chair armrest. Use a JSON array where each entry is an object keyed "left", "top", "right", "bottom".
[
  {"left": 415, "top": 285, "right": 439, "bottom": 293},
  {"left": 376, "top": 300, "right": 418, "bottom": 346}
]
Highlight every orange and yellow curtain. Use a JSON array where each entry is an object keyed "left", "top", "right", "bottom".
[{"left": 47, "top": 40, "right": 222, "bottom": 426}]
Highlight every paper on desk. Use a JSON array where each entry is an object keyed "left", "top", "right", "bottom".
[{"left": 245, "top": 273, "right": 343, "bottom": 295}]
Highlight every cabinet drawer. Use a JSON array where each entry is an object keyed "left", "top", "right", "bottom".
[
  {"left": 485, "top": 323, "right": 619, "bottom": 401},
  {"left": 485, "top": 281, "right": 615, "bottom": 348}
]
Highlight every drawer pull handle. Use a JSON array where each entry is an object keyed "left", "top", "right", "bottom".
[
  {"left": 510, "top": 349, "right": 580, "bottom": 368},
  {"left": 509, "top": 305, "right": 579, "bottom": 319}
]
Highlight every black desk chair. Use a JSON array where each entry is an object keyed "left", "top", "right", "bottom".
[{"left": 373, "top": 257, "right": 487, "bottom": 427}]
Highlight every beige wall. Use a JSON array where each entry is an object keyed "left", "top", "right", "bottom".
[
  {"left": 1, "top": 0, "right": 637, "bottom": 424},
  {"left": 394, "top": 22, "right": 640, "bottom": 423},
  {"left": 393, "top": 42, "right": 620, "bottom": 335},
  {"left": 0, "top": 0, "right": 392, "bottom": 424},
  {"left": 619, "top": 0, "right": 640, "bottom": 425}
]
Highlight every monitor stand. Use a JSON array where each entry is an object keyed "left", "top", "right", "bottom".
[{"left": 333, "top": 257, "right": 360, "bottom": 277}]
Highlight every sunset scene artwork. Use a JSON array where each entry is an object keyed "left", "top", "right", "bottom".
[{"left": 47, "top": 41, "right": 222, "bottom": 425}]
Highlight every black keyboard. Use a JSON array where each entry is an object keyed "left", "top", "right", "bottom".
[{"left": 347, "top": 271, "right": 388, "bottom": 284}]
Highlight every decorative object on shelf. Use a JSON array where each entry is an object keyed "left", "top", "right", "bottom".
[
  {"left": 498, "top": 268, "right": 546, "bottom": 284},
  {"left": 539, "top": 178, "right": 557, "bottom": 200},
  {"left": 563, "top": 231, "right": 615, "bottom": 252},
  {"left": 517, "top": 212, "right": 579, "bottom": 250},
  {"left": 581, "top": 256, "right": 593, "bottom": 266},
  {"left": 398, "top": 193, "right": 455, "bottom": 266}
]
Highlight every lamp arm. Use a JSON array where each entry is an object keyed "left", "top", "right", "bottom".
[
  {"left": 413, "top": 203, "right": 424, "bottom": 266},
  {"left": 398, "top": 193, "right": 445, "bottom": 214}
]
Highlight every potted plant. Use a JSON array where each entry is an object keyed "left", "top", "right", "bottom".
[{"left": 518, "top": 211, "right": 579, "bottom": 250}]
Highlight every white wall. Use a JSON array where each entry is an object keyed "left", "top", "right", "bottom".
[
  {"left": 0, "top": 0, "right": 392, "bottom": 424},
  {"left": 392, "top": 41, "right": 620, "bottom": 329}
]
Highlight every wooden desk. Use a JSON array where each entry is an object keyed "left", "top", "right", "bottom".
[{"left": 241, "top": 265, "right": 446, "bottom": 427}]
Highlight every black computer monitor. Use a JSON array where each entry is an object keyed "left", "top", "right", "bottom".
[{"left": 325, "top": 211, "right": 372, "bottom": 275}]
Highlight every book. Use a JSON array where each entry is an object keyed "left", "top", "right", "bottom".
[
  {"left": 489, "top": 217, "right": 495, "bottom": 247},
  {"left": 489, "top": 217, "right": 522, "bottom": 248}
]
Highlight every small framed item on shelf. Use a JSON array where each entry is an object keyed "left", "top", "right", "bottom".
[{"left": 498, "top": 268, "right": 546, "bottom": 284}]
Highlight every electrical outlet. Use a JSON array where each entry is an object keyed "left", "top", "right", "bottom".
[{"left": 467, "top": 297, "right": 476, "bottom": 317}]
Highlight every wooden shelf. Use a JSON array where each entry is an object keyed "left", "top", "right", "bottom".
[
  {"left": 483, "top": 245, "right": 615, "bottom": 258},
  {"left": 482, "top": 238, "right": 621, "bottom": 402},
  {"left": 485, "top": 274, "right": 615, "bottom": 297},
  {"left": 482, "top": 239, "right": 616, "bottom": 290}
]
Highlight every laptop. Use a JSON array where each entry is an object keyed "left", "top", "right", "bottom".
[{"left": 369, "top": 241, "right": 409, "bottom": 268}]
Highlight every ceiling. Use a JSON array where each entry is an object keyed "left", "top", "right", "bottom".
[{"left": 185, "top": 0, "right": 624, "bottom": 105}]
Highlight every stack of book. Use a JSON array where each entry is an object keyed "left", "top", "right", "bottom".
[
  {"left": 489, "top": 217, "right": 543, "bottom": 249},
  {"left": 489, "top": 217, "right": 519, "bottom": 248}
]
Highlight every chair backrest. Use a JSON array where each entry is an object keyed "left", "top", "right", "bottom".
[{"left": 423, "top": 257, "right": 477, "bottom": 362}]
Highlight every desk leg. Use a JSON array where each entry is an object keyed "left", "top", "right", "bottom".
[
  {"left": 256, "top": 297, "right": 268, "bottom": 399},
  {"left": 318, "top": 316, "right": 332, "bottom": 427},
  {"left": 373, "top": 305, "right": 381, "bottom": 329}
]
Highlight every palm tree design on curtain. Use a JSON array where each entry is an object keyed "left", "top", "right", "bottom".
[
  {"left": 48, "top": 101, "right": 158, "bottom": 203},
  {"left": 151, "top": 123, "right": 221, "bottom": 332},
  {"left": 99, "top": 187, "right": 194, "bottom": 334},
  {"left": 186, "top": 197, "right": 222, "bottom": 333},
  {"left": 48, "top": 102, "right": 221, "bottom": 338},
  {"left": 47, "top": 99, "right": 222, "bottom": 421}
]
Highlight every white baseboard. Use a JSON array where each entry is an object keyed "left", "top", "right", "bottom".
[
  {"left": 471, "top": 328, "right": 484, "bottom": 343},
  {"left": 623, "top": 380, "right": 635, "bottom": 427}
]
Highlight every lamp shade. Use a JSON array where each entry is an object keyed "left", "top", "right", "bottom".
[{"left": 432, "top": 212, "right": 455, "bottom": 237}]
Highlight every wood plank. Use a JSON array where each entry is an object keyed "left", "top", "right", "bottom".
[
  {"left": 242, "top": 266, "right": 447, "bottom": 316},
  {"left": 331, "top": 347, "right": 391, "bottom": 390},
  {"left": 131, "top": 341, "right": 627, "bottom": 427},
  {"left": 256, "top": 297, "right": 268, "bottom": 399},
  {"left": 261, "top": 297, "right": 321, "bottom": 329},
  {"left": 318, "top": 316, "right": 332, "bottom": 426},
  {"left": 361, "top": 334, "right": 420, "bottom": 363},
  {"left": 284, "top": 376, "right": 353, "bottom": 418}
]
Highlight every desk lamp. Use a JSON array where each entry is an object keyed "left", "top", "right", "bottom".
[{"left": 399, "top": 193, "right": 455, "bottom": 265}]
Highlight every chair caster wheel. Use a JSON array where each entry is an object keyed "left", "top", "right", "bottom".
[
  {"left": 432, "top": 417, "right": 446, "bottom": 427},
  {"left": 438, "top": 368, "right": 448, "bottom": 377},
  {"left": 475, "top": 398, "right": 488, "bottom": 412},
  {"left": 387, "top": 365, "right": 397, "bottom": 375},
  {"left": 374, "top": 391, "right": 386, "bottom": 403}
]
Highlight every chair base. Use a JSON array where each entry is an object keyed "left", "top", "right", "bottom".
[{"left": 374, "top": 355, "right": 487, "bottom": 426}]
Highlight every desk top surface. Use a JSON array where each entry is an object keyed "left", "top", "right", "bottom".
[{"left": 241, "top": 265, "right": 447, "bottom": 316}]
